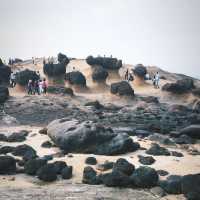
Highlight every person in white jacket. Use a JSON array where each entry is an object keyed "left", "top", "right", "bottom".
[{"left": 155, "top": 72, "right": 160, "bottom": 88}]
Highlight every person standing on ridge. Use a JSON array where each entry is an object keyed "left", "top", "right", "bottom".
[{"left": 155, "top": 72, "right": 160, "bottom": 88}]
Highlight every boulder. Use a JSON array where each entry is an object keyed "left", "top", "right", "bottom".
[
  {"left": 61, "top": 166, "right": 73, "bottom": 179},
  {"left": 37, "top": 164, "right": 57, "bottom": 182},
  {"left": 0, "top": 134, "right": 7, "bottom": 142},
  {"left": 111, "top": 81, "right": 134, "bottom": 96},
  {"left": 86, "top": 56, "right": 122, "bottom": 70},
  {"left": 82, "top": 166, "right": 101, "bottom": 185},
  {"left": 146, "top": 143, "right": 170, "bottom": 156},
  {"left": 57, "top": 53, "right": 70, "bottom": 65},
  {"left": 52, "top": 161, "right": 67, "bottom": 174},
  {"left": 0, "top": 156, "right": 16, "bottom": 174},
  {"left": 65, "top": 71, "right": 86, "bottom": 86},
  {"left": 113, "top": 158, "right": 135, "bottom": 176},
  {"left": 85, "top": 100, "right": 104, "bottom": 110},
  {"left": 92, "top": 66, "right": 108, "bottom": 81},
  {"left": 174, "top": 135, "right": 195, "bottom": 144},
  {"left": 0, "top": 61, "right": 11, "bottom": 84},
  {"left": 181, "top": 174, "right": 200, "bottom": 200},
  {"left": 0, "top": 86, "right": 9, "bottom": 103},
  {"left": 179, "top": 125, "right": 200, "bottom": 139},
  {"left": 85, "top": 157, "right": 97, "bottom": 165},
  {"left": 47, "top": 119, "right": 139, "bottom": 155},
  {"left": 24, "top": 158, "right": 47, "bottom": 175},
  {"left": 15, "top": 69, "right": 39, "bottom": 86},
  {"left": 39, "top": 128, "right": 48, "bottom": 135},
  {"left": 41, "top": 141, "right": 53, "bottom": 148},
  {"left": 7, "top": 130, "right": 29, "bottom": 142},
  {"left": 192, "top": 88, "right": 200, "bottom": 97},
  {"left": 96, "top": 161, "right": 114, "bottom": 172},
  {"left": 138, "top": 155, "right": 156, "bottom": 165},
  {"left": 100, "top": 169, "right": 131, "bottom": 187},
  {"left": 157, "top": 170, "right": 169, "bottom": 177},
  {"left": 12, "top": 144, "right": 37, "bottom": 161},
  {"left": 162, "top": 79, "right": 195, "bottom": 94},
  {"left": 171, "top": 151, "right": 184, "bottom": 157},
  {"left": 159, "top": 175, "right": 182, "bottom": 194},
  {"left": 130, "top": 166, "right": 159, "bottom": 188},
  {"left": 0, "top": 146, "right": 15, "bottom": 154},
  {"left": 133, "top": 64, "right": 147, "bottom": 78}
]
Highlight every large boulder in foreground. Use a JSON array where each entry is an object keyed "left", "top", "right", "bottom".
[
  {"left": 162, "top": 79, "right": 195, "bottom": 94},
  {"left": 0, "top": 86, "right": 9, "bottom": 103},
  {"left": 111, "top": 81, "right": 134, "bottom": 96},
  {"left": 47, "top": 119, "right": 139, "bottom": 155},
  {"left": 0, "top": 156, "right": 16, "bottom": 174},
  {"left": 0, "top": 59, "right": 11, "bottom": 84},
  {"left": 179, "top": 125, "right": 200, "bottom": 139},
  {"left": 65, "top": 71, "right": 86, "bottom": 87},
  {"left": 181, "top": 174, "right": 200, "bottom": 200},
  {"left": 15, "top": 69, "right": 39, "bottom": 86}
]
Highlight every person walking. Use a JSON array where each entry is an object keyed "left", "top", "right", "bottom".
[
  {"left": 125, "top": 69, "right": 129, "bottom": 81},
  {"left": 42, "top": 78, "right": 48, "bottom": 94},
  {"left": 152, "top": 76, "right": 156, "bottom": 88},
  {"left": 33, "top": 80, "right": 40, "bottom": 95},
  {"left": 27, "top": 80, "right": 33, "bottom": 95},
  {"left": 155, "top": 72, "right": 160, "bottom": 88},
  {"left": 10, "top": 72, "right": 16, "bottom": 88},
  {"left": 39, "top": 80, "right": 43, "bottom": 94}
]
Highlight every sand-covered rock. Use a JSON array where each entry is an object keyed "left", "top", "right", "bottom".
[
  {"left": 146, "top": 143, "right": 170, "bottom": 156},
  {"left": 47, "top": 119, "right": 139, "bottom": 155},
  {"left": 111, "top": 81, "right": 134, "bottom": 96},
  {"left": 65, "top": 71, "right": 86, "bottom": 87}
]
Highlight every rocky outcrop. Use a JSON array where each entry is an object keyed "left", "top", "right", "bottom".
[
  {"left": 146, "top": 143, "right": 170, "bottom": 156},
  {"left": 85, "top": 157, "right": 97, "bottom": 165},
  {"left": 133, "top": 64, "right": 147, "bottom": 78},
  {"left": 111, "top": 81, "right": 134, "bottom": 96},
  {"left": 47, "top": 86, "right": 74, "bottom": 96},
  {"left": 65, "top": 71, "right": 86, "bottom": 87},
  {"left": 47, "top": 119, "right": 139, "bottom": 155},
  {"left": 162, "top": 79, "right": 195, "bottom": 94},
  {"left": 138, "top": 155, "right": 156, "bottom": 165},
  {"left": 0, "top": 86, "right": 9, "bottom": 103},
  {"left": 0, "top": 59, "right": 11, "bottom": 84}
]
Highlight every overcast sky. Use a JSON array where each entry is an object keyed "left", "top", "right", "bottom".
[{"left": 0, "top": 0, "right": 200, "bottom": 78}]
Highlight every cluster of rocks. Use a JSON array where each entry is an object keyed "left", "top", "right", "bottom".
[
  {"left": 47, "top": 85, "right": 74, "bottom": 96},
  {"left": 133, "top": 64, "right": 147, "bottom": 79},
  {"left": 0, "top": 58, "right": 11, "bottom": 85}
]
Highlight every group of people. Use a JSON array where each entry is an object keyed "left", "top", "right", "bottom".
[
  {"left": 124, "top": 69, "right": 160, "bottom": 88},
  {"left": 27, "top": 79, "right": 48, "bottom": 95}
]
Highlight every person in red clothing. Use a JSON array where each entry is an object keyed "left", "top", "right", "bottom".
[{"left": 42, "top": 78, "right": 48, "bottom": 94}]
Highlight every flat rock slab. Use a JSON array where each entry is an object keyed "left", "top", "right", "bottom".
[{"left": 0, "top": 184, "right": 158, "bottom": 200}]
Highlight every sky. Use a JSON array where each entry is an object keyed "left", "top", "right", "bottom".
[{"left": 0, "top": 0, "right": 200, "bottom": 78}]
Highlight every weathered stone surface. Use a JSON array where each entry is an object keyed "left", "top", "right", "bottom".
[
  {"left": 111, "top": 81, "right": 134, "bottom": 96},
  {"left": 0, "top": 156, "right": 16, "bottom": 174}
]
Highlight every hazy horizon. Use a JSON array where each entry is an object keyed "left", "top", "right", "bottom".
[{"left": 0, "top": 0, "right": 200, "bottom": 78}]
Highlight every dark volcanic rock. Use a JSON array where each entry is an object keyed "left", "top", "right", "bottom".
[
  {"left": 113, "top": 158, "right": 135, "bottom": 176},
  {"left": 15, "top": 69, "right": 39, "bottom": 86},
  {"left": 24, "top": 158, "right": 47, "bottom": 175},
  {"left": 0, "top": 146, "right": 15, "bottom": 154},
  {"left": 133, "top": 64, "right": 147, "bottom": 78},
  {"left": 159, "top": 175, "right": 182, "bottom": 194},
  {"left": 181, "top": 174, "right": 200, "bottom": 200},
  {"left": 0, "top": 86, "right": 9, "bottom": 103},
  {"left": 82, "top": 166, "right": 101, "bottom": 185},
  {"left": 7, "top": 130, "right": 29, "bottom": 142},
  {"left": 192, "top": 88, "right": 200, "bottom": 97},
  {"left": 179, "top": 125, "right": 200, "bottom": 139},
  {"left": 53, "top": 161, "right": 67, "bottom": 174},
  {"left": 57, "top": 53, "right": 70, "bottom": 65},
  {"left": 86, "top": 56, "right": 122, "bottom": 70},
  {"left": 146, "top": 143, "right": 170, "bottom": 156},
  {"left": 138, "top": 155, "right": 156, "bottom": 165},
  {"left": 157, "top": 170, "right": 169, "bottom": 177},
  {"left": 41, "top": 141, "right": 53, "bottom": 148},
  {"left": 0, "top": 61, "right": 11, "bottom": 84},
  {"left": 0, "top": 156, "right": 16, "bottom": 174},
  {"left": 171, "top": 151, "right": 184, "bottom": 157},
  {"left": 37, "top": 164, "right": 57, "bottom": 182},
  {"left": 85, "top": 157, "right": 97, "bottom": 165},
  {"left": 0, "top": 134, "right": 7, "bottom": 141},
  {"left": 174, "top": 135, "right": 195, "bottom": 144},
  {"left": 12, "top": 144, "right": 37, "bottom": 161},
  {"left": 111, "top": 81, "right": 134, "bottom": 96},
  {"left": 92, "top": 66, "right": 108, "bottom": 81},
  {"left": 61, "top": 166, "right": 73, "bottom": 179},
  {"left": 65, "top": 71, "right": 86, "bottom": 86},
  {"left": 39, "top": 128, "right": 48, "bottom": 135},
  {"left": 96, "top": 161, "right": 114, "bottom": 171},
  {"left": 130, "top": 166, "right": 159, "bottom": 188},
  {"left": 100, "top": 169, "right": 131, "bottom": 187},
  {"left": 162, "top": 79, "right": 195, "bottom": 94},
  {"left": 85, "top": 100, "right": 104, "bottom": 110},
  {"left": 47, "top": 119, "right": 139, "bottom": 155}
]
